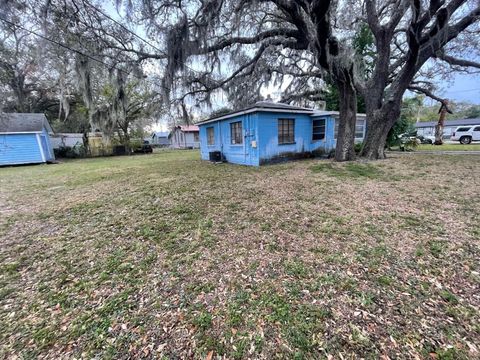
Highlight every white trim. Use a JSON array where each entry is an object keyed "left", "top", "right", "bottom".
[
  {"left": 0, "top": 131, "right": 42, "bottom": 134},
  {"left": 197, "top": 107, "right": 313, "bottom": 125},
  {"left": 36, "top": 133, "right": 46, "bottom": 162},
  {"left": 312, "top": 112, "right": 367, "bottom": 118}
]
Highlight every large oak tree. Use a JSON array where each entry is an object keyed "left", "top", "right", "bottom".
[{"left": 119, "top": 0, "right": 479, "bottom": 160}]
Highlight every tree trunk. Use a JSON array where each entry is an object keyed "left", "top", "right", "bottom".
[
  {"left": 360, "top": 117, "right": 389, "bottom": 159},
  {"left": 334, "top": 71, "right": 357, "bottom": 162},
  {"left": 434, "top": 124, "right": 443, "bottom": 145},
  {"left": 434, "top": 101, "right": 449, "bottom": 145},
  {"left": 12, "top": 75, "right": 28, "bottom": 112},
  {"left": 360, "top": 106, "right": 400, "bottom": 160}
]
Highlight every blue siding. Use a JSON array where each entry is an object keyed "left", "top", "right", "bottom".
[
  {"left": 257, "top": 112, "right": 336, "bottom": 163},
  {"left": 199, "top": 113, "right": 260, "bottom": 166},
  {"left": 0, "top": 133, "right": 44, "bottom": 165},
  {"left": 311, "top": 115, "right": 336, "bottom": 152},
  {"left": 199, "top": 111, "right": 338, "bottom": 166},
  {"left": 0, "top": 124, "right": 55, "bottom": 166}
]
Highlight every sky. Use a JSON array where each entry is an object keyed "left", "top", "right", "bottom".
[{"left": 441, "top": 73, "right": 480, "bottom": 104}]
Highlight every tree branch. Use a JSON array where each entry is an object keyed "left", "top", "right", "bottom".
[
  {"left": 408, "top": 85, "right": 451, "bottom": 112},
  {"left": 193, "top": 28, "right": 305, "bottom": 54},
  {"left": 434, "top": 49, "right": 480, "bottom": 69}
]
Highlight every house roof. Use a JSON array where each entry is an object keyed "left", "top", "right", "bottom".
[
  {"left": 176, "top": 125, "right": 199, "bottom": 132},
  {"left": 0, "top": 113, "right": 53, "bottom": 134},
  {"left": 196, "top": 101, "right": 314, "bottom": 125},
  {"left": 414, "top": 118, "right": 480, "bottom": 128},
  {"left": 254, "top": 101, "right": 313, "bottom": 111},
  {"left": 51, "top": 133, "right": 84, "bottom": 137},
  {"left": 152, "top": 131, "right": 169, "bottom": 138}
]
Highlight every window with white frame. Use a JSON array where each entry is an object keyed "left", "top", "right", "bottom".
[
  {"left": 355, "top": 119, "right": 366, "bottom": 138},
  {"left": 312, "top": 119, "right": 326, "bottom": 140},
  {"left": 334, "top": 118, "right": 366, "bottom": 139}
]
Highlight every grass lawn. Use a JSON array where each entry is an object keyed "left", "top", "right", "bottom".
[
  {"left": 1, "top": 151, "right": 479, "bottom": 359},
  {"left": 417, "top": 143, "right": 480, "bottom": 151}
]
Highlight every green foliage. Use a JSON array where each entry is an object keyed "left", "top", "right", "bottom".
[
  {"left": 324, "top": 81, "right": 340, "bottom": 111},
  {"left": 129, "top": 127, "right": 146, "bottom": 140},
  {"left": 128, "top": 139, "right": 143, "bottom": 150},
  {"left": 323, "top": 80, "right": 366, "bottom": 113},
  {"left": 54, "top": 145, "right": 87, "bottom": 158},
  {"left": 354, "top": 143, "right": 363, "bottom": 153},
  {"left": 415, "top": 101, "right": 480, "bottom": 122},
  {"left": 322, "top": 24, "right": 373, "bottom": 111},
  {"left": 321, "top": 23, "right": 372, "bottom": 113},
  {"left": 439, "top": 290, "right": 459, "bottom": 305},
  {"left": 192, "top": 310, "right": 213, "bottom": 330},
  {"left": 464, "top": 105, "right": 480, "bottom": 119},
  {"left": 353, "top": 24, "right": 375, "bottom": 78},
  {"left": 387, "top": 96, "right": 421, "bottom": 147},
  {"left": 284, "top": 260, "right": 308, "bottom": 278},
  {"left": 399, "top": 136, "right": 419, "bottom": 151}
]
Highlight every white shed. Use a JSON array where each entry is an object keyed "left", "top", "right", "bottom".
[{"left": 169, "top": 125, "right": 200, "bottom": 149}]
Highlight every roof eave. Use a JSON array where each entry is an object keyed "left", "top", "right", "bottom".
[
  {"left": 0, "top": 131, "right": 42, "bottom": 134},
  {"left": 197, "top": 107, "right": 314, "bottom": 126}
]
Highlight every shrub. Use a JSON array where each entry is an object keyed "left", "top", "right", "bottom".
[
  {"left": 128, "top": 139, "right": 143, "bottom": 151},
  {"left": 54, "top": 144, "right": 87, "bottom": 158},
  {"left": 54, "top": 146, "right": 70, "bottom": 158}
]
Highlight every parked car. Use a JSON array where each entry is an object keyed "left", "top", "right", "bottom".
[
  {"left": 451, "top": 126, "right": 480, "bottom": 144},
  {"left": 133, "top": 140, "right": 153, "bottom": 154},
  {"left": 416, "top": 135, "right": 434, "bottom": 144}
]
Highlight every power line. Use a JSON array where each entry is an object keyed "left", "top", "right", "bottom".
[
  {"left": 445, "top": 88, "right": 480, "bottom": 93},
  {"left": 83, "top": 0, "right": 165, "bottom": 56},
  {"left": 0, "top": 15, "right": 173, "bottom": 95},
  {"left": 82, "top": 0, "right": 226, "bottom": 88}
]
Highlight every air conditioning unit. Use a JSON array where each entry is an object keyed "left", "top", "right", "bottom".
[{"left": 209, "top": 151, "right": 222, "bottom": 162}]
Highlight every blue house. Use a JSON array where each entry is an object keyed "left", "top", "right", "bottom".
[
  {"left": 0, "top": 113, "right": 55, "bottom": 166},
  {"left": 197, "top": 102, "right": 366, "bottom": 166}
]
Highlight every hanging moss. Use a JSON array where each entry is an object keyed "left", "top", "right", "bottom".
[{"left": 74, "top": 54, "right": 95, "bottom": 129}]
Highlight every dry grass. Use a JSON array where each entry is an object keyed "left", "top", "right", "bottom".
[{"left": 0, "top": 150, "right": 479, "bottom": 359}]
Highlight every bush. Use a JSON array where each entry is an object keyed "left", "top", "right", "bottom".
[
  {"left": 54, "top": 144, "right": 86, "bottom": 158},
  {"left": 54, "top": 146, "right": 70, "bottom": 158},
  {"left": 399, "top": 137, "right": 419, "bottom": 151},
  {"left": 128, "top": 139, "right": 143, "bottom": 151}
]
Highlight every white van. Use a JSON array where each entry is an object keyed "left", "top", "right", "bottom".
[{"left": 451, "top": 126, "right": 480, "bottom": 144}]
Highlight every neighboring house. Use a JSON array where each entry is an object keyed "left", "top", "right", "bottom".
[
  {"left": 197, "top": 101, "right": 366, "bottom": 166},
  {"left": 0, "top": 113, "right": 55, "bottom": 166},
  {"left": 169, "top": 125, "right": 200, "bottom": 149},
  {"left": 149, "top": 131, "right": 170, "bottom": 146},
  {"left": 50, "top": 133, "right": 84, "bottom": 149},
  {"left": 415, "top": 118, "right": 480, "bottom": 139}
]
